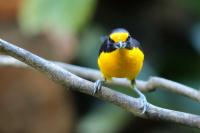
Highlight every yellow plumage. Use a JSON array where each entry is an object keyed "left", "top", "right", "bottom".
[
  {"left": 98, "top": 47, "right": 144, "bottom": 80},
  {"left": 109, "top": 32, "right": 129, "bottom": 43}
]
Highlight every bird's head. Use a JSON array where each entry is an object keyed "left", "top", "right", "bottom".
[{"left": 109, "top": 28, "right": 130, "bottom": 49}]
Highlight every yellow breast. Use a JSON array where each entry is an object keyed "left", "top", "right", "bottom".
[{"left": 98, "top": 48, "right": 144, "bottom": 80}]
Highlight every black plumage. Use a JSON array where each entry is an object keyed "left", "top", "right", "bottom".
[{"left": 98, "top": 35, "right": 141, "bottom": 55}]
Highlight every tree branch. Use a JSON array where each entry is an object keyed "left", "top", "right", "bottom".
[
  {"left": 0, "top": 55, "right": 199, "bottom": 103},
  {"left": 0, "top": 39, "right": 200, "bottom": 128}
]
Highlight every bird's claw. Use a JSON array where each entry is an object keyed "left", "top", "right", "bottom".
[
  {"left": 138, "top": 94, "right": 148, "bottom": 114},
  {"left": 93, "top": 80, "right": 104, "bottom": 94}
]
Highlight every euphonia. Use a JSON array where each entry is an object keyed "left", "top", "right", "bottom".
[{"left": 94, "top": 28, "right": 147, "bottom": 113}]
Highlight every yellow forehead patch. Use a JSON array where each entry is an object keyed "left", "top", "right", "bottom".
[{"left": 109, "top": 32, "right": 129, "bottom": 43}]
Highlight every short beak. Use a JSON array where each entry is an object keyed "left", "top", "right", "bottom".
[{"left": 114, "top": 41, "right": 126, "bottom": 49}]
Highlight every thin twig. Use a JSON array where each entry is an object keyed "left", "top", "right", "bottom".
[
  {"left": 0, "top": 39, "right": 200, "bottom": 128},
  {"left": 0, "top": 55, "right": 199, "bottom": 103}
]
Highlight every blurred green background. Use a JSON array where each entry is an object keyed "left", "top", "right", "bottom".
[{"left": 0, "top": 0, "right": 200, "bottom": 132}]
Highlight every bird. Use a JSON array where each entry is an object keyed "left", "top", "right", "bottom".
[{"left": 94, "top": 28, "right": 147, "bottom": 113}]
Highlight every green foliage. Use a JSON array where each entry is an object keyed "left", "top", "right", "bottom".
[
  {"left": 77, "top": 26, "right": 105, "bottom": 68},
  {"left": 190, "top": 24, "right": 200, "bottom": 54},
  {"left": 180, "top": 0, "right": 200, "bottom": 14},
  {"left": 77, "top": 103, "right": 132, "bottom": 133},
  {"left": 18, "top": 0, "right": 96, "bottom": 35}
]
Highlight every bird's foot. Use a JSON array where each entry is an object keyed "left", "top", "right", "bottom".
[
  {"left": 137, "top": 93, "right": 148, "bottom": 114},
  {"left": 93, "top": 80, "right": 104, "bottom": 94},
  {"left": 132, "top": 83, "right": 148, "bottom": 114}
]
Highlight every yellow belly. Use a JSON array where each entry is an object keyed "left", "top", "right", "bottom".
[{"left": 98, "top": 48, "right": 144, "bottom": 80}]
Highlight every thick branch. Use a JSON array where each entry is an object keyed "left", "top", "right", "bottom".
[
  {"left": 0, "top": 55, "right": 199, "bottom": 103},
  {"left": 0, "top": 39, "right": 200, "bottom": 128}
]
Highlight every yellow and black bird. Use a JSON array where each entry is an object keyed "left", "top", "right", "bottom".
[{"left": 94, "top": 28, "right": 147, "bottom": 113}]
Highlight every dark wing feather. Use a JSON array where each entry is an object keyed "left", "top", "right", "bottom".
[
  {"left": 126, "top": 37, "right": 141, "bottom": 49},
  {"left": 98, "top": 38, "right": 116, "bottom": 55}
]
